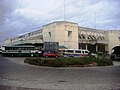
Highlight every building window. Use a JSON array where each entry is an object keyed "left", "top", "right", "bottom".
[
  {"left": 102, "top": 36, "right": 105, "bottom": 40},
  {"left": 81, "top": 34, "right": 85, "bottom": 39},
  {"left": 79, "top": 35, "right": 82, "bottom": 39},
  {"left": 49, "top": 32, "right": 51, "bottom": 37},
  {"left": 88, "top": 36, "right": 90, "bottom": 40},
  {"left": 118, "top": 37, "right": 120, "bottom": 41},
  {"left": 68, "top": 31, "right": 72, "bottom": 37},
  {"left": 98, "top": 36, "right": 103, "bottom": 40},
  {"left": 92, "top": 35, "right": 96, "bottom": 40},
  {"left": 88, "top": 35, "right": 97, "bottom": 40}
]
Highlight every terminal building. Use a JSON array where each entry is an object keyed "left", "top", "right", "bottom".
[{"left": 3, "top": 21, "right": 120, "bottom": 54}]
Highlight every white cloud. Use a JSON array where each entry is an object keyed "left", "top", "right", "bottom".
[{"left": 0, "top": 0, "right": 120, "bottom": 45}]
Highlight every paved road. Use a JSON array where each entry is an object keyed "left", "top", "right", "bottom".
[{"left": 0, "top": 55, "right": 120, "bottom": 90}]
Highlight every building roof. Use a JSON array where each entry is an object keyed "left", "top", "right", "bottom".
[
  {"left": 59, "top": 45, "right": 67, "bottom": 50},
  {"left": 43, "top": 21, "right": 78, "bottom": 27}
]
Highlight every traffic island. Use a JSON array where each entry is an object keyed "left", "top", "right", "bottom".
[{"left": 24, "top": 56, "right": 113, "bottom": 67}]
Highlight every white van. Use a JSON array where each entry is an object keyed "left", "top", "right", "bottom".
[{"left": 63, "top": 49, "right": 90, "bottom": 58}]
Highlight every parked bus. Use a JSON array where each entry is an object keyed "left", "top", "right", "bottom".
[{"left": 2, "top": 45, "right": 42, "bottom": 57}]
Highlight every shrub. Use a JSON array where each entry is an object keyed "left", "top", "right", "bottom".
[
  {"left": 95, "top": 56, "right": 113, "bottom": 66},
  {"left": 24, "top": 58, "right": 40, "bottom": 65},
  {"left": 24, "top": 56, "right": 113, "bottom": 67},
  {"left": 47, "top": 58, "right": 66, "bottom": 67},
  {"left": 64, "top": 57, "right": 95, "bottom": 66}
]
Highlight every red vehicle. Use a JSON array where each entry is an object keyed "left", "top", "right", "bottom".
[{"left": 43, "top": 52, "right": 59, "bottom": 57}]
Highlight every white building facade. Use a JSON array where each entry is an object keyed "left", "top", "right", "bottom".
[{"left": 3, "top": 21, "right": 120, "bottom": 54}]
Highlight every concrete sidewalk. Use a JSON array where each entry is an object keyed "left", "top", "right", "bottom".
[
  {"left": 5, "top": 57, "right": 26, "bottom": 65},
  {"left": 113, "top": 61, "right": 120, "bottom": 66}
]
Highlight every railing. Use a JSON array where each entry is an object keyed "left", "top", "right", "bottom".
[
  {"left": 4, "top": 34, "right": 43, "bottom": 45},
  {"left": 9, "top": 39, "right": 43, "bottom": 45},
  {"left": 79, "top": 39, "right": 108, "bottom": 44}
]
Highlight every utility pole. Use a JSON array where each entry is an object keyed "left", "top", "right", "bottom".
[
  {"left": 93, "top": 7, "right": 96, "bottom": 29},
  {"left": 64, "top": 0, "right": 66, "bottom": 21}
]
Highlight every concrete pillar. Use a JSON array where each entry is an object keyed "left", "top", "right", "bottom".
[
  {"left": 86, "top": 44, "right": 88, "bottom": 50},
  {"left": 96, "top": 44, "right": 98, "bottom": 52}
]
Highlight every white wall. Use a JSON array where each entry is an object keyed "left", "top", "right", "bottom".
[
  {"left": 43, "top": 21, "right": 79, "bottom": 49},
  {"left": 106, "top": 30, "right": 120, "bottom": 54}
]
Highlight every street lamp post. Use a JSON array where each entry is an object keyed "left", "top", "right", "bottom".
[{"left": 64, "top": 0, "right": 66, "bottom": 21}]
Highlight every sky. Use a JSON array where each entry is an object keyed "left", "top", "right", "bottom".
[{"left": 0, "top": 0, "right": 120, "bottom": 45}]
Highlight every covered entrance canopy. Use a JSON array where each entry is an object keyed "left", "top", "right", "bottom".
[{"left": 78, "top": 32, "right": 108, "bottom": 54}]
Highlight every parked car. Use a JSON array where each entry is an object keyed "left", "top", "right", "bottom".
[
  {"left": 110, "top": 46, "right": 120, "bottom": 60},
  {"left": 42, "top": 52, "right": 59, "bottom": 57}
]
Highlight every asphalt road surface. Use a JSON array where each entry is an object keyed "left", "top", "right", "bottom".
[{"left": 0, "top": 55, "right": 120, "bottom": 90}]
